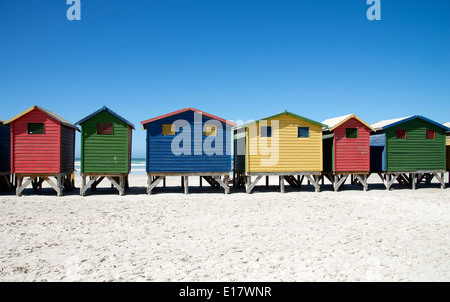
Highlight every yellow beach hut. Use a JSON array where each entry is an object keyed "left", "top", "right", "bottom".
[{"left": 233, "top": 111, "right": 326, "bottom": 193}]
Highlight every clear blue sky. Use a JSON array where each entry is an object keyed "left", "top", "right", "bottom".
[{"left": 1, "top": 1, "right": 449, "bottom": 158}]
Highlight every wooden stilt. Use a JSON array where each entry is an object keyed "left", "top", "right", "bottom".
[
  {"left": 212, "top": 176, "right": 230, "bottom": 194},
  {"left": 354, "top": 174, "right": 369, "bottom": 191},
  {"left": 148, "top": 176, "right": 164, "bottom": 195},
  {"left": 279, "top": 175, "right": 285, "bottom": 193},
  {"left": 184, "top": 176, "right": 189, "bottom": 194},
  {"left": 246, "top": 175, "right": 262, "bottom": 194},
  {"left": 409, "top": 173, "right": 416, "bottom": 190},
  {"left": 16, "top": 177, "right": 30, "bottom": 197},
  {"left": 433, "top": 173, "right": 445, "bottom": 189}
]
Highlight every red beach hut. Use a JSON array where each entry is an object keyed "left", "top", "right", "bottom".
[
  {"left": 4, "top": 105, "right": 79, "bottom": 196},
  {"left": 321, "top": 114, "right": 375, "bottom": 191}
]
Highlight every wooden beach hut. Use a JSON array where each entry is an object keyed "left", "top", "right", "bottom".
[
  {"left": 0, "top": 120, "right": 12, "bottom": 191},
  {"left": 75, "top": 106, "right": 135, "bottom": 196},
  {"left": 370, "top": 115, "right": 450, "bottom": 190},
  {"left": 141, "top": 108, "right": 236, "bottom": 194},
  {"left": 4, "top": 105, "right": 78, "bottom": 196},
  {"left": 321, "top": 114, "right": 375, "bottom": 191},
  {"left": 233, "top": 111, "right": 326, "bottom": 193}
]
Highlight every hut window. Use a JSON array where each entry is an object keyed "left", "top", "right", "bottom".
[
  {"left": 261, "top": 126, "right": 272, "bottom": 137},
  {"left": 204, "top": 125, "right": 217, "bottom": 136},
  {"left": 162, "top": 124, "right": 175, "bottom": 136},
  {"left": 426, "top": 130, "right": 435, "bottom": 140},
  {"left": 28, "top": 123, "right": 44, "bottom": 134},
  {"left": 298, "top": 127, "right": 309, "bottom": 138},
  {"left": 346, "top": 128, "right": 358, "bottom": 138},
  {"left": 97, "top": 123, "right": 113, "bottom": 135},
  {"left": 396, "top": 129, "right": 406, "bottom": 139}
]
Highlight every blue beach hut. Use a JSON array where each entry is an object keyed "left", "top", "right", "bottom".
[{"left": 140, "top": 108, "right": 236, "bottom": 194}]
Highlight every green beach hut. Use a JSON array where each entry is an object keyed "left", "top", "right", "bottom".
[
  {"left": 75, "top": 106, "right": 135, "bottom": 196},
  {"left": 370, "top": 115, "right": 450, "bottom": 190}
]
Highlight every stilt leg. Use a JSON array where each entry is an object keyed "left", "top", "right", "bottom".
[
  {"left": 279, "top": 175, "right": 285, "bottom": 193},
  {"left": 184, "top": 176, "right": 189, "bottom": 194}
]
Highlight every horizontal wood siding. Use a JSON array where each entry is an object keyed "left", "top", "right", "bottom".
[
  {"left": 370, "top": 132, "right": 386, "bottom": 171},
  {"left": 0, "top": 125, "right": 10, "bottom": 172},
  {"left": 447, "top": 134, "right": 450, "bottom": 170},
  {"left": 334, "top": 118, "right": 370, "bottom": 172},
  {"left": 233, "top": 129, "right": 246, "bottom": 172},
  {"left": 147, "top": 111, "right": 232, "bottom": 173},
  {"left": 446, "top": 144, "right": 450, "bottom": 170},
  {"left": 60, "top": 125, "right": 75, "bottom": 173},
  {"left": 11, "top": 109, "right": 60, "bottom": 174},
  {"left": 248, "top": 114, "right": 322, "bottom": 172},
  {"left": 128, "top": 126, "right": 132, "bottom": 172},
  {"left": 81, "top": 111, "right": 131, "bottom": 173},
  {"left": 385, "top": 118, "right": 446, "bottom": 171},
  {"left": 322, "top": 136, "right": 334, "bottom": 172}
]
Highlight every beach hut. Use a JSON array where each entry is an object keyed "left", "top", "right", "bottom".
[
  {"left": 75, "top": 106, "right": 135, "bottom": 196},
  {"left": 0, "top": 120, "right": 12, "bottom": 191},
  {"left": 370, "top": 115, "right": 450, "bottom": 190},
  {"left": 140, "top": 108, "right": 236, "bottom": 194},
  {"left": 233, "top": 111, "right": 326, "bottom": 193},
  {"left": 4, "top": 105, "right": 78, "bottom": 196},
  {"left": 321, "top": 114, "right": 375, "bottom": 191}
]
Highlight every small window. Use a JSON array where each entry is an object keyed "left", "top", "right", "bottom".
[
  {"left": 261, "top": 126, "right": 272, "bottom": 137},
  {"left": 426, "top": 130, "right": 435, "bottom": 140},
  {"left": 346, "top": 128, "right": 358, "bottom": 138},
  {"left": 396, "top": 129, "right": 406, "bottom": 139},
  {"left": 298, "top": 127, "right": 309, "bottom": 138},
  {"left": 204, "top": 125, "right": 217, "bottom": 136},
  {"left": 28, "top": 123, "right": 44, "bottom": 134},
  {"left": 162, "top": 124, "right": 175, "bottom": 136},
  {"left": 97, "top": 123, "right": 113, "bottom": 135}
]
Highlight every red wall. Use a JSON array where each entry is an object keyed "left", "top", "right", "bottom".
[
  {"left": 60, "top": 125, "right": 76, "bottom": 173},
  {"left": 11, "top": 109, "right": 61, "bottom": 174},
  {"left": 334, "top": 118, "right": 370, "bottom": 172}
]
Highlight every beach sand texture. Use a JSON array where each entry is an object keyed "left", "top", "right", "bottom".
[{"left": 0, "top": 174, "right": 449, "bottom": 281}]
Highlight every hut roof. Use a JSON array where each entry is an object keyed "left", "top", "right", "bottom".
[
  {"left": 371, "top": 115, "right": 450, "bottom": 131},
  {"left": 321, "top": 114, "right": 375, "bottom": 131},
  {"left": 234, "top": 111, "right": 326, "bottom": 130},
  {"left": 75, "top": 106, "right": 135, "bottom": 130},
  {"left": 4, "top": 105, "right": 79, "bottom": 130},
  {"left": 140, "top": 108, "right": 236, "bottom": 129}
]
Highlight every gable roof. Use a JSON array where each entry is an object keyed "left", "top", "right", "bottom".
[
  {"left": 371, "top": 115, "right": 450, "bottom": 131},
  {"left": 75, "top": 106, "right": 135, "bottom": 130},
  {"left": 140, "top": 107, "right": 236, "bottom": 129},
  {"left": 234, "top": 111, "right": 326, "bottom": 129},
  {"left": 321, "top": 114, "right": 375, "bottom": 131},
  {"left": 4, "top": 105, "right": 79, "bottom": 130}
]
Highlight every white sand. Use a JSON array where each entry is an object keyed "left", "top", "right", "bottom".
[{"left": 0, "top": 174, "right": 449, "bottom": 282}]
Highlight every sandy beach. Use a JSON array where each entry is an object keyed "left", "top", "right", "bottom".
[{"left": 0, "top": 174, "right": 449, "bottom": 282}]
